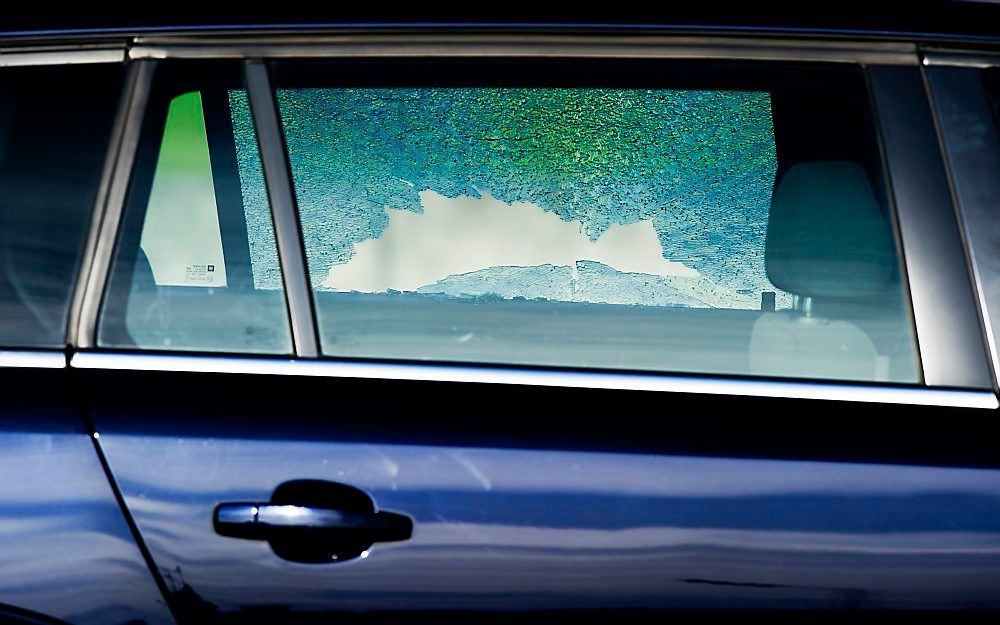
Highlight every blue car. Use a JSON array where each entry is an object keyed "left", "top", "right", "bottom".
[{"left": 1, "top": 7, "right": 1000, "bottom": 624}]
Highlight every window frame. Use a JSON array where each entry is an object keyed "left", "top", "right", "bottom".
[
  {"left": 869, "top": 64, "right": 994, "bottom": 389},
  {"left": 922, "top": 51, "right": 1000, "bottom": 394},
  {"left": 43, "top": 31, "right": 997, "bottom": 407},
  {"left": 92, "top": 61, "right": 297, "bottom": 355}
]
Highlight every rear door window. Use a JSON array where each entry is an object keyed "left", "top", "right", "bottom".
[
  {"left": 0, "top": 64, "right": 123, "bottom": 347},
  {"left": 269, "top": 60, "right": 919, "bottom": 383}
]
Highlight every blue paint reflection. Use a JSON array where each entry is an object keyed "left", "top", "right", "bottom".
[{"left": 0, "top": 432, "right": 173, "bottom": 625}]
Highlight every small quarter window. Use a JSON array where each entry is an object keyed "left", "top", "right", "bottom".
[{"left": 99, "top": 64, "right": 292, "bottom": 354}]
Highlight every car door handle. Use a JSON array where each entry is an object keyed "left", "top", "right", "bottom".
[
  {"left": 213, "top": 480, "right": 414, "bottom": 563},
  {"left": 214, "top": 503, "right": 413, "bottom": 543}
]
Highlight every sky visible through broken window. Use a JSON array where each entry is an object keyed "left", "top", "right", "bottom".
[{"left": 230, "top": 87, "right": 789, "bottom": 311}]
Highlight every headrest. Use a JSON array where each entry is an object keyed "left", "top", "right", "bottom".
[{"left": 766, "top": 160, "right": 895, "bottom": 300}]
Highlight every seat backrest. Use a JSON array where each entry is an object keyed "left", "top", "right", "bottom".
[
  {"left": 750, "top": 160, "right": 894, "bottom": 381},
  {"left": 750, "top": 312, "right": 882, "bottom": 381}
]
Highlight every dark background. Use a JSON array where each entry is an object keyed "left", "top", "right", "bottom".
[{"left": 2, "top": 2, "right": 1000, "bottom": 41}]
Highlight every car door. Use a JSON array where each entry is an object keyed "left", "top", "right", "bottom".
[
  {"left": 71, "top": 35, "right": 1000, "bottom": 623},
  {"left": 0, "top": 55, "right": 174, "bottom": 625}
]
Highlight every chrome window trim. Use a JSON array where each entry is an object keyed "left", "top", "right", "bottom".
[
  {"left": 868, "top": 65, "right": 994, "bottom": 389},
  {"left": 0, "top": 351, "right": 66, "bottom": 369},
  {"left": 73, "top": 60, "right": 156, "bottom": 349},
  {"left": 127, "top": 33, "right": 919, "bottom": 65},
  {"left": 922, "top": 49, "right": 1000, "bottom": 68},
  {"left": 925, "top": 66, "right": 1000, "bottom": 391},
  {"left": 0, "top": 45, "right": 125, "bottom": 67},
  {"left": 70, "top": 351, "right": 998, "bottom": 409},
  {"left": 244, "top": 60, "right": 320, "bottom": 357}
]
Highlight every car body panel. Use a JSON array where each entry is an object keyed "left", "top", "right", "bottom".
[
  {"left": 81, "top": 367, "right": 1000, "bottom": 621},
  {"left": 0, "top": 364, "right": 173, "bottom": 625}
]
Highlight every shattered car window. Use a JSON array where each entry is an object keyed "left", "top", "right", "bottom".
[
  {"left": 232, "top": 64, "right": 919, "bottom": 383},
  {"left": 251, "top": 88, "right": 783, "bottom": 308}
]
